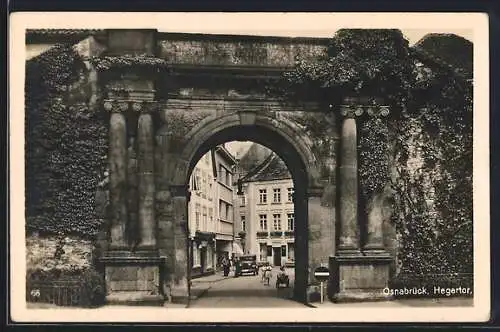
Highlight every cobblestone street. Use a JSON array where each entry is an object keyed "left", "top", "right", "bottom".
[{"left": 189, "top": 267, "right": 306, "bottom": 308}]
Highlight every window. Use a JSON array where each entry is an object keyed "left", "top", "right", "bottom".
[
  {"left": 193, "top": 243, "right": 200, "bottom": 266},
  {"left": 226, "top": 205, "right": 231, "bottom": 221},
  {"left": 241, "top": 215, "right": 246, "bottom": 232},
  {"left": 260, "top": 243, "right": 267, "bottom": 261},
  {"left": 273, "top": 188, "right": 281, "bottom": 203},
  {"left": 207, "top": 245, "right": 213, "bottom": 268},
  {"left": 281, "top": 245, "right": 287, "bottom": 257},
  {"left": 195, "top": 170, "right": 201, "bottom": 195},
  {"left": 202, "top": 207, "right": 207, "bottom": 231},
  {"left": 267, "top": 245, "right": 272, "bottom": 257},
  {"left": 287, "top": 213, "right": 295, "bottom": 231},
  {"left": 273, "top": 214, "right": 281, "bottom": 231},
  {"left": 219, "top": 200, "right": 225, "bottom": 220},
  {"left": 219, "top": 165, "right": 225, "bottom": 183},
  {"left": 191, "top": 169, "right": 201, "bottom": 192},
  {"left": 218, "top": 165, "right": 232, "bottom": 186},
  {"left": 259, "top": 189, "right": 267, "bottom": 204},
  {"left": 259, "top": 214, "right": 267, "bottom": 231},
  {"left": 195, "top": 204, "right": 200, "bottom": 230},
  {"left": 287, "top": 187, "right": 294, "bottom": 202},
  {"left": 240, "top": 196, "right": 246, "bottom": 206},
  {"left": 288, "top": 243, "right": 295, "bottom": 260},
  {"left": 209, "top": 208, "right": 214, "bottom": 230},
  {"left": 202, "top": 173, "right": 207, "bottom": 197}
]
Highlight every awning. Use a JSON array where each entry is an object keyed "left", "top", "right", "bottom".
[{"left": 233, "top": 242, "right": 244, "bottom": 255}]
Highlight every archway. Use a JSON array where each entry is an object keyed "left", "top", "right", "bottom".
[{"left": 176, "top": 117, "right": 315, "bottom": 303}]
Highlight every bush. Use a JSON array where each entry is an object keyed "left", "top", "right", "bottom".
[
  {"left": 27, "top": 267, "right": 106, "bottom": 308},
  {"left": 80, "top": 268, "right": 106, "bottom": 307}
]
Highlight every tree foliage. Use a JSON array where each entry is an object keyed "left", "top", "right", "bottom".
[
  {"left": 26, "top": 44, "right": 108, "bottom": 238},
  {"left": 276, "top": 29, "right": 473, "bottom": 286}
]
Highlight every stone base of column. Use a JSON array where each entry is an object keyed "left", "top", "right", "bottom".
[
  {"left": 329, "top": 252, "right": 393, "bottom": 303},
  {"left": 170, "top": 280, "right": 190, "bottom": 305},
  {"left": 100, "top": 251, "right": 165, "bottom": 306}
]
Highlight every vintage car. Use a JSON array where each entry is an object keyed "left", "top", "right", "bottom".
[
  {"left": 237, "top": 255, "right": 258, "bottom": 276},
  {"left": 276, "top": 269, "right": 290, "bottom": 288}
]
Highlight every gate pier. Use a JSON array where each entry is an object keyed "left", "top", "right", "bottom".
[{"left": 330, "top": 99, "right": 392, "bottom": 302}]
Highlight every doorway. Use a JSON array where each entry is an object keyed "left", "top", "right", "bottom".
[
  {"left": 200, "top": 247, "right": 207, "bottom": 273},
  {"left": 273, "top": 247, "right": 281, "bottom": 266}
]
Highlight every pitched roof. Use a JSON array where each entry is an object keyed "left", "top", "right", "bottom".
[
  {"left": 26, "top": 29, "right": 104, "bottom": 44},
  {"left": 236, "top": 143, "right": 273, "bottom": 176},
  {"left": 411, "top": 33, "right": 473, "bottom": 79},
  {"left": 241, "top": 152, "right": 291, "bottom": 183}
]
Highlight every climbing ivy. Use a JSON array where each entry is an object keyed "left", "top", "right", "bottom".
[
  {"left": 26, "top": 44, "right": 108, "bottom": 238},
  {"left": 90, "top": 54, "right": 170, "bottom": 71},
  {"left": 274, "top": 29, "right": 473, "bottom": 287},
  {"left": 359, "top": 116, "right": 389, "bottom": 197}
]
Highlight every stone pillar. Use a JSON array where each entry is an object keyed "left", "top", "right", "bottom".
[
  {"left": 293, "top": 185, "right": 308, "bottom": 303},
  {"left": 99, "top": 29, "right": 165, "bottom": 307},
  {"left": 137, "top": 105, "right": 157, "bottom": 250},
  {"left": 338, "top": 105, "right": 362, "bottom": 252},
  {"left": 331, "top": 101, "right": 392, "bottom": 303},
  {"left": 170, "top": 184, "right": 190, "bottom": 304},
  {"left": 106, "top": 101, "right": 129, "bottom": 250}
]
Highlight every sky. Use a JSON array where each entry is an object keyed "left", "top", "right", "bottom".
[{"left": 159, "top": 28, "right": 473, "bottom": 45}]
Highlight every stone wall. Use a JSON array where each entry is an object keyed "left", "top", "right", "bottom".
[
  {"left": 26, "top": 235, "right": 94, "bottom": 272},
  {"left": 158, "top": 35, "right": 327, "bottom": 67}
]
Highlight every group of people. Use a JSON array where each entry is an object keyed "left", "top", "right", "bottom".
[
  {"left": 260, "top": 262, "right": 288, "bottom": 286},
  {"left": 220, "top": 255, "right": 288, "bottom": 286},
  {"left": 220, "top": 255, "right": 241, "bottom": 277}
]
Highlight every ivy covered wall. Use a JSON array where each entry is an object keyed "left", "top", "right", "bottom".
[
  {"left": 25, "top": 44, "right": 108, "bottom": 238},
  {"left": 275, "top": 29, "right": 473, "bottom": 287}
]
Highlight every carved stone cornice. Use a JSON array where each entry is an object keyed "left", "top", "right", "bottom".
[
  {"left": 103, "top": 99, "right": 160, "bottom": 114},
  {"left": 163, "top": 98, "right": 322, "bottom": 113}
]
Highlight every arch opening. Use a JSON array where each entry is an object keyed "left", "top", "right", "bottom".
[{"left": 183, "top": 124, "right": 311, "bottom": 305}]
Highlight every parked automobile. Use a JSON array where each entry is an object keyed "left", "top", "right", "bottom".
[{"left": 237, "top": 255, "right": 258, "bottom": 276}]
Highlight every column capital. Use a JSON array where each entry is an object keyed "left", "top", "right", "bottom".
[
  {"left": 339, "top": 104, "right": 390, "bottom": 118},
  {"left": 366, "top": 105, "right": 390, "bottom": 117},
  {"left": 103, "top": 99, "right": 160, "bottom": 114},
  {"left": 340, "top": 105, "right": 364, "bottom": 118}
]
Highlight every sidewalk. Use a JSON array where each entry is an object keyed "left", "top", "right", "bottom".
[
  {"left": 191, "top": 272, "right": 232, "bottom": 284},
  {"left": 189, "top": 271, "right": 232, "bottom": 303}
]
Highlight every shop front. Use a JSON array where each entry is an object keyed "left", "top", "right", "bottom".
[{"left": 190, "top": 231, "right": 216, "bottom": 278}]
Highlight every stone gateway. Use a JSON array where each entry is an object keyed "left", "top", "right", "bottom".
[{"left": 27, "top": 29, "right": 437, "bottom": 306}]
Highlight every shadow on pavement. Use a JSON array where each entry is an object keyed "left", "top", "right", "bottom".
[{"left": 202, "top": 286, "right": 294, "bottom": 299}]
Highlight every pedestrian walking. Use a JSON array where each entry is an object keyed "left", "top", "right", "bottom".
[
  {"left": 222, "top": 256, "right": 230, "bottom": 276},
  {"left": 234, "top": 256, "right": 241, "bottom": 277}
]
